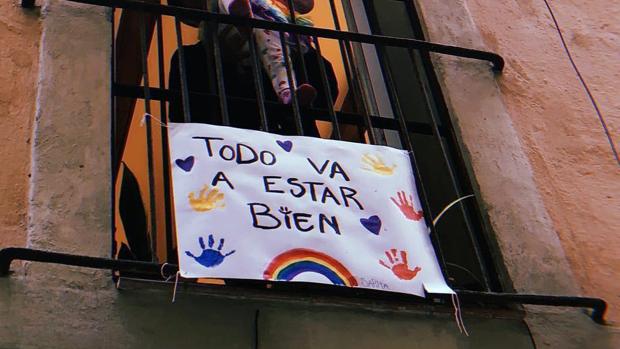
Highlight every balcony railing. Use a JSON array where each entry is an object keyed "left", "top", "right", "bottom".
[{"left": 11, "top": 0, "right": 608, "bottom": 324}]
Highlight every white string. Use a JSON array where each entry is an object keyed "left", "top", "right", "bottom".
[
  {"left": 160, "top": 262, "right": 174, "bottom": 282},
  {"left": 455, "top": 293, "right": 469, "bottom": 336},
  {"left": 431, "top": 193, "right": 474, "bottom": 337},
  {"left": 451, "top": 293, "right": 464, "bottom": 334},
  {"left": 172, "top": 271, "right": 180, "bottom": 303},
  {"left": 432, "top": 194, "right": 475, "bottom": 227},
  {"left": 140, "top": 113, "right": 169, "bottom": 128}
]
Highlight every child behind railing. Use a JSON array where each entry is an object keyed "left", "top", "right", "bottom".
[{"left": 219, "top": 0, "right": 317, "bottom": 105}]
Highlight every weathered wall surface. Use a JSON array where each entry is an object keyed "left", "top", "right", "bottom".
[
  {"left": 1, "top": 0, "right": 619, "bottom": 348},
  {"left": 465, "top": 0, "right": 620, "bottom": 324},
  {"left": 412, "top": 0, "right": 619, "bottom": 346},
  {"left": 0, "top": 1, "right": 535, "bottom": 348},
  {"left": 0, "top": 1, "right": 41, "bottom": 247}
]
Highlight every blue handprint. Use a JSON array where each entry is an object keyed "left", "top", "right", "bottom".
[{"left": 185, "top": 234, "right": 236, "bottom": 268}]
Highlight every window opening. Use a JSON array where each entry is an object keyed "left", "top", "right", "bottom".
[{"left": 111, "top": 0, "right": 503, "bottom": 292}]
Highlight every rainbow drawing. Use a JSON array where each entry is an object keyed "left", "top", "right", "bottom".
[{"left": 263, "top": 248, "right": 358, "bottom": 287}]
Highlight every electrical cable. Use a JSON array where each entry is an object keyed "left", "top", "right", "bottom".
[{"left": 542, "top": 0, "right": 619, "bottom": 166}]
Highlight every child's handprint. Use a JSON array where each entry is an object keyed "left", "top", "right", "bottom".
[
  {"left": 361, "top": 154, "right": 396, "bottom": 175},
  {"left": 188, "top": 185, "right": 225, "bottom": 212},
  {"left": 390, "top": 191, "right": 424, "bottom": 221},
  {"left": 185, "top": 234, "right": 235, "bottom": 268},
  {"left": 379, "top": 249, "right": 422, "bottom": 280}
]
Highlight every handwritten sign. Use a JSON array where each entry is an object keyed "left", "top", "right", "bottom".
[{"left": 168, "top": 122, "right": 453, "bottom": 297}]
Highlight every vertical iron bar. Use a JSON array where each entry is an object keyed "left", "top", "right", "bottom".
[
  {"left": 174, "top": 18, "right": 192, "bottom": 123},
  {"left": 208, "top": 22, "right": 230, "bottom": 126},
  {"left": 156, "top": 16, "right": 167, "bottom": 123},
  {"left": 111, "top": 8, "right": 117, "bottom": 262},
  {"left": 360, "top": 0, "right": 447, "bottom": 275},
  {"left": 248, "top": 32, "right": 269, "bottom": 132},
  {"left": 411, "top": 46, "right": 491, "bottom": 290},
  {"left": 328, "top": 0, "right": 375, "bottom": 143},
  {"left": 343, "top": 39, "right": 376, "bottom": 143},
  {"left": 328, "top": 0, "right": 355, "bottom": 95},
  {"left": 312, "top": 36, "right": 340, "bottom": 140},
  {"left": 156, "top": 15, "right": 176, "bottom": 262},
  {"left": 402, "top": 0, "right": 492, "bottom": 290},
  {"left": 380, "top": 44, "right": 449, "bottom": 277},
  {"left": 279, "top": 31, "right": 304, "bottom": 135},
  {"left": 139, "top": 14, "right": 158, "bottom": 262},
  {"left": 286, "top": 0, "right": 309, "bottom": 85}
]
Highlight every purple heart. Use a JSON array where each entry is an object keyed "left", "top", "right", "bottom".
[
  {"left": 175, "top": 156, "right": 195, "bottom": 172},
  {"left": 276, "top": 140, "right": 293, "bottom": 152},
  {"left": 360, "top": 215, "right": 382, "bottom": 235}
]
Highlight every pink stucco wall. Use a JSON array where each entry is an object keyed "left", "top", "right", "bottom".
[
  {"left": 1, "top": 0, "right": 618, "bottom": 330},
  {"left": 466, "top": 0, "right": 620, "bottom": 323}
]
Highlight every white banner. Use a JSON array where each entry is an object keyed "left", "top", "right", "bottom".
[{"left": 168, "top": 122, "right": 453, "bottom": 296}]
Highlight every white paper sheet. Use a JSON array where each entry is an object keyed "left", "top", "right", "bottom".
[{"left": 168, "top": 122, "right": 453, "bottom": 297}]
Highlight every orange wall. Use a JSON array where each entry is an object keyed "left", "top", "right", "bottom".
[
  {"left": 466, "top": 0, "right": 620, "bottom": 323},
  {"left": 0, "top": 3, "right": 41, "bottom": 247},
  {"left": 115, "top": 5, "right": 352, "bottom": 261}
]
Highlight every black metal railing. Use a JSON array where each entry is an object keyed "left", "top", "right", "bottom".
[
  {"left": 23, "top": 0, "right": 509, "bottom": 292},
  {"left": 12, "top": 0, "right": 610, "bottom": 324},
  {"left": 107, "top": 0, "right": 506, "bottom": 293},
  {"left": 0, "top": 247, "right": 607, "bottom": 324}
]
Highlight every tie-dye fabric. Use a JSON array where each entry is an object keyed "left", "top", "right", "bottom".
[
  {"left": 251, "top": 0, "right": 314, "bottom": 27},
  {"left": 218, "top": 0, "right": 314, "bottom": 100}
]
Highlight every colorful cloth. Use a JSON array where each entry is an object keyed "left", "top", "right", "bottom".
[
  {"left": 219, "top": 0, "right": 314, "bottom": 98},
  {"left": 251, "top": 0, "right": 313, "bottom": 27}
]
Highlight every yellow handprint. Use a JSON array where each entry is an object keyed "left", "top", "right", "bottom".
[
  {"left": 188, "top": 185, "right": 225, "bottom": 212},
  {"left": 361, "top": 154, "right": 396, "bottom": 175}
]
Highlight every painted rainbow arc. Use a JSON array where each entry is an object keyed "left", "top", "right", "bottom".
[{"left": 263, "top": 248, "right": 358, "bottom": 287}]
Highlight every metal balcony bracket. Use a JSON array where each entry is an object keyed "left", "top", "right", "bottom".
[{"left": 0, "top": 247, "right": 606, "bottom": 324}]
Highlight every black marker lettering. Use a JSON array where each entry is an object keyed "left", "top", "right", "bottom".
[
  {"left": 302, "top": 181, "right": 324, "bottom": 202},
  {"left": 260, "top": 151, "right": 277, "bottom": 166},
  {"left": 211, "top": 171, "right": 234, "bottom": 189},
  {"left": 293, "top": 213, "right": 314, "bottom": 232},
  {"left": 219, "top": 145, "right": 235, "bottom": 161},
  {"left": 263, "top": 176, "right": 284, "bottom": 194},
  {"left": 321, "top": 186, "right": 341, "bottom": 205},
  {"left": 248, "top": 203, "right": 281, "bottom": 229},
  {"left": 319, "top": 214, "right": 341, "bottom": 235},
  {"left": 340, "top": 186, "right": 364, "bottom": 210},
  {"left": 307, "top": 158, "right": 330, "bottom": 175},
  {"left": 192, "top": 136, "right": 223, "bottom": 157},
  {"left": 287, "top": 178, "right": 306, "bottom": 197},
  {"left": 236, "top": 143, "right": 258, "bottom": 164},
  {"left": 330, "top": 161, "right": 350, "bottom": 181}
]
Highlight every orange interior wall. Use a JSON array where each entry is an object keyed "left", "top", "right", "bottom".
[{"left": 114, "top": 3, "right": 351, "bottom": 262}]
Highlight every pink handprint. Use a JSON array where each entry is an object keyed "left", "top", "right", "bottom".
[
  {"left": 390, "top": 191, "right": 423, "bottom": 221},
  {"left": 379, "top": 249, "right": 422, "bottom": 280}
]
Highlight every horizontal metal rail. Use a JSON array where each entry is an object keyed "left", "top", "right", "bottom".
[
  {"left": 0, "top": 247, "right": 606, "bottom": 323},
  {"left": 41, "top": 0, "right": 504, "bottom": 71},
  {"left": 0, "top": 247, "right": 178, "bottom": 277},
  {"left": 112, "top": 83, "right": 442, "bottom": 136}
]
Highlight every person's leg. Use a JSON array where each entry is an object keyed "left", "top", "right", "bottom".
[
  {"left": 254, "top": 29, "right": 289, "bottom": 100},
  {"left": 255, "top": 28, "right": 316, "bottom": 105}
]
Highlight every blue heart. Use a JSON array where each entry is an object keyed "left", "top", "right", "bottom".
[
  {"left": 175, "top": 156, "right": 195, "bottom": 172},
  {"left": 360, "top": 215, "right": 382, "bottom": 235},
  {"left": 277, "top": 140, "right": 293, "bottom": 152}
]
